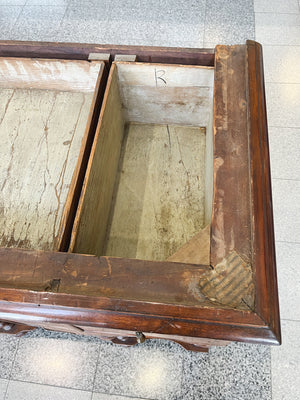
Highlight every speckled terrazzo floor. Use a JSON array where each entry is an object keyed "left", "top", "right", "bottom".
[{"left": 0, "top": 0, "right": 300, "bottom": 399}]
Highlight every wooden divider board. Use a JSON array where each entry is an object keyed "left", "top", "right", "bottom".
[
  {"left": 70, "top": 64, "right": 125, "bottom": 256},
  {"left": 0, "top": 58, "right": 103, "bottom": 251}
]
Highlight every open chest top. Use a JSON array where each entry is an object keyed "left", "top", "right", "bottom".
[{"left": 0, "top": 40, "right": 280, "bottom": 352}]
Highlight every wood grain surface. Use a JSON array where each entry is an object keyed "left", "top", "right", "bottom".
[
  {"left": 116, "top": 62, "right": 214, "bottom": 126},
  {"left": 70, "top": 64, "right": 125, "bottom": 256},
  {"left": 246, "top": 40, "right": 281, "bottom": 343},
  {"left": 0, "top": 41, "right": 215, "bottom": 66},
  {"left": 211, "top": 45, "right": 252, "bottom": 266},
  {"left": 104, "top": 123, "right": 207, "bottom": 261},
  {"left": 0, "top": 88, "right": 94, "bottom": 250},
  {"left": 0, "top": 247, "right": 210, "bottom": 306},
  {"left": 0, "top": 57, "right": 102, "bottom": 92},
  {"left": 0, "top": 58, "right": 104, "bottom": 251}
]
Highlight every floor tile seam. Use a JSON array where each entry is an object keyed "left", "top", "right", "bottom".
[
  {"left": 4, "top": 377, "right": 94, "bottom": 393},
  {"left": 202, "top": 0, "right": 208, "bottom": 48},
  {"left": 57, "top": 0, "right": 71, "bottom": 30},
  {"left": 270, "top": 338, "right": 274, "bottom": 400},
  {"left": 3, "top": 337, "right": 21, "bottom": 400},
  {"left": 267, "top": 124, "right": 300, "bottom": 129},
  {"left": 254, "top": 11, "right": 300, "bottom": 15},
  {"left": 259, "top": 44, "right": 300, "bottom": 47},
  {"left": 19, "top": 3, "right": 68, "bottom": 7},
  {"left": 271, "top": 176, "right": 300, "bottom": 182},
  {"left": 265, "top": 81, "right": 300, "bottom": 84},
  {"left": 275, "top": 240, "right": 300, "bottom": 244},
  {"left": 90, "top": 343, "right": 102, "bottom": 395},
  {"left": 266, "top": 82, "right": 300, "bottom": 85},
  {"left": 6, "top": 2, "right": 25, "bottom": 35},
  {"left": 280, "top": 318, "right": 300, "bottom": 322},
  {"left": 268, "top": 125, "right": 300, "bottom": 129},
  {"left": 253, "top": 0, "right": 257, "bottom": 43},
  {"left": 274, "top": 240, "right": 300, "bottom": 245},
  {"left": 3, "top": 379, "right": 9, "bottom": 400},
  {"left": 92, "top": 390, "right": 157, "bottom": 400},
  {"left": 272, "top": 177, "right": 300, "bottom": 182}
]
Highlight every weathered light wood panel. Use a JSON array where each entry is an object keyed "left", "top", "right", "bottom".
[
  {"left": 0, "top": 57, "right": 102, "bottom": 92},
  {"left": 0, "top": 58, "right": 104, "bottom": 251},
  {"left": 0, "top": 88, "right": 94, "bottom": 250},
  {"left": 116, "top": 62, "right": 214, "bottom": 126},
  {"left": 104, "top": 123, "right": 206, "bottom": 261}
]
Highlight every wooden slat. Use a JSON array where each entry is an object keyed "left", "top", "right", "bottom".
[
  {"left": 246, "top": 40, "right": 281, "bottom": 343},
  {"left": 56, "top": 63, "right": 108, "bottom": 251},
  {"left": 0, "top": 58, "right": 102, "bottom": 92},
  {"left": 69, "top": 64, "right": 125, "bottom": 256},
  {"left": 0, "top": 41, "right": 215, "bottom": 66},
  {"left": 0, "top": 247, "right": 274, "bottom": 344},
  {"left": 211, "top": 45, "right": 252, "bottom": 266},
  {"left": 0, "top": 320, "right": 230, "bottom": 352},
  {"left": 0, "top": 294, "right": 278, "bottom": 345},
  {"left": 0, "top": 248, "right": 210, "bottom": 306}
]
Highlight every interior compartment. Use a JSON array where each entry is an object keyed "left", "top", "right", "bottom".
[
  {"left": 70, "top": 61, "right": 214, "bottom": 262},
  {"left": 0, "top": 57, "right": 104, "bottom": 251}
]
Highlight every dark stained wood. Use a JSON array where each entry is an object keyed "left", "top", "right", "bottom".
[
  {"left": 0, "top": 248, "right": 211, "bottom": 306},
  {"left": 0, "top": 295, "right": 278, "bottom": 344},
  {"left": 0, "top": 321, "right": 229, "bottom": 352},
  {"left": 0, "top": 41, "right": 215, "bottom": 66},
  {"left": 246, "top": 40, "right": 281, "bottom": 344},
  {"left": 175, "top": 343, "right": 209, "bottom": 352},
  {"left": 0, "top": 287, "right": 264, "bottom": 326},
  {"left": 211, "top": 45, "right": 252, "bottom": 267},
  {"left": 0, "top": 321, "right": 34, "bottom": 336}
]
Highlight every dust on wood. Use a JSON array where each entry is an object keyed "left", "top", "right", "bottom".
[
  {"left": 0, "top": 57, "right": 102, "bottom": 92},
  {"left": 116, "top": 62, "right": 214, "bottom": 127},
  {"left": 211, "top": 45, "right": 252, "bottom": 266},
  {"left": 0, "top": 88, "right": 94, "bottom": 250},
  {"left": 104, "top": 122, "right": 207, "bottom": 261}
]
